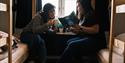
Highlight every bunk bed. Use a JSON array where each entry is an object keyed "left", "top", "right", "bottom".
[
  {"left": 0, "top": 31, "right": 28, "bottom": 63},
  {"left": 0, "top": 0, "right": 28, "bottom": 63},
  {"left": 99, "top": 0, "right": 125, "bottom": 63}
]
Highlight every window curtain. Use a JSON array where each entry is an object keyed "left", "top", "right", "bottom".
[
  {"left": 15, "top": 0, "right": 32, "bottom": 28},
  {"left": 14, "top": 0, "right": 42, "bottom": 28}
]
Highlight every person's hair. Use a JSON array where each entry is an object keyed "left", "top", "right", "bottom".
[
  {"left": 78, "top": 0, "right": 94, "bottom": 18},
  {"left": 40, "top": 3, "right": 55, "bottom": 23}
]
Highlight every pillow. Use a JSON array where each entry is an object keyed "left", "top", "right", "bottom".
[
  {"left": 113, "top": 33, "right": 125, "bottom": 55},
  {"left": 116, "top": 33, "right": 125, "bottom": 41},
  {"left": 0, "top": 31, "right": 18, "bottom": 47},
  {"left": 0, "top": 31, "right": 8, "bottom": 38},
  {"left": 0, "top": 31, "right": 8, "bottom": 47}
]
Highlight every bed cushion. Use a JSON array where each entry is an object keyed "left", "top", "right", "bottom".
[
  {"left": 0, "top": 43, "right": 28, "bottom": 63},
  {"left": 99, "top": 49, "right": 123, "bottom": 63},
  {"left": 0, "top": 31, "right": 15, "bottom": 47}
]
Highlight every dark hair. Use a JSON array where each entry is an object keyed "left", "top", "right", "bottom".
[
  {"left": 41, "top": 3, "right": 55, "bottom": 23},
  {"left": 78, "top": 0, "right": 94, "bottom": 17},
  {"left": 43, "top": 3, "right": 55, "bottom": 13}
]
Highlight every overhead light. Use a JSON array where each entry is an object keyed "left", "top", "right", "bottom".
[{"left": 116, "top": 4, "right": 125, "bottom": 13}]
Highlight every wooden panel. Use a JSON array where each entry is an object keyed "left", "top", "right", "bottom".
[
  {"left": 116, "top": 0, "right": 125, "bottom": 5},
  {"left": 0, "top": 1, "right": 9, "bottom": 32},
  {"left": 32, "top": 0, "right": 36, "bottom": 17},
  {"left": 91, "top": 0, "right": 95, "bottom": 10},
  {"left": 114, "top": 13, "right": 125, "bottom": 36}
]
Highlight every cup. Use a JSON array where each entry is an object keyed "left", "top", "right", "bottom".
[{"left": 59, "top": 28, "right": 64, "bottom": 33}]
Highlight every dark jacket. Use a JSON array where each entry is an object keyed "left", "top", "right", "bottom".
[{"left": 22, "top": 12, "right": 49, "bottom": 34}]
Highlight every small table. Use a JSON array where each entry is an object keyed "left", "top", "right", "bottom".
[
  {"left": 56, "top": 32, "right": 76, "bottom": 35},
  {"left": 45, "top": 32, "right": 76, "bottom": 55}
]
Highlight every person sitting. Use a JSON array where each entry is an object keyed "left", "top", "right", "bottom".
[
  {"left": 57, "top": 0, "right": 107, "bottom": 63},
  {"left": 20, "top": 3, "right": 56, "bottom": 63}
]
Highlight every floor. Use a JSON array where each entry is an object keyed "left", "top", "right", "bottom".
[
  {"left": 46, "top": 56, "right": 59, "bottom": 63},
  {"left": 14, "top": 28, "right": 100, "bottom": 63},
  {"left": 24, "top": 56, "right": 59, "bottom": 63},
  {"left": 24, "top": 55, "right": 100, "bottom": 63}
]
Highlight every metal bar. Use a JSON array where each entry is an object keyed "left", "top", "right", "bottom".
[
  {"left": 6, "top": 0, "right": 12, "bottom": 63},
  {"left": 109, "top": 0, "right": 116, "bottom": 63}
]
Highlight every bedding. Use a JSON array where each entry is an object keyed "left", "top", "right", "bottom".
[
  {"left": 0, "top": 31, "right": 8, "bottom": 47},
  {"left": 0, "top": 31, "right": 15, "bottom": 47},
  {"left": 0, "top": 43, "right": 28, "bottom": 63},
  {"left": 0, "top": 31, "right": 28, "bottom": 63},
  {"left": 99, "top": 49, "right": 123, "bottom": 63}
]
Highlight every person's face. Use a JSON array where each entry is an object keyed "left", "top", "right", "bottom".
[
  {"left": 76, "top": 1, "right": 84, "bottom": 16},
  {"left": 48, "top": 8, "right": 55, "bottom": 19}
]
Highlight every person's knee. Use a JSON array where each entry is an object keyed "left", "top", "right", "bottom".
[
  {"left": 20, "top": 32, "right": 34, "bottom": 43},
  {"left": 34, "top": 34, "right": 45, "bottom": 46},
  {"left": 67, "top": 42, "right": 79, "bottom": 49},
  {"left": 20, "top": 32, "right": 45, "bottom": 45},
  {"left": 67, "top": 37, "right": 80, "bottom": 45}
]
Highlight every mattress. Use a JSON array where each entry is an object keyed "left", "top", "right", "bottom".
[
  {"left": 0, "top": 43, "right": 28, "bottom": 63},
  {"left": 99, "top": 49, "right": 123, "bottom": 63},
  {"left": 0, "top": 31, "right": 8, "bottom": 47}
]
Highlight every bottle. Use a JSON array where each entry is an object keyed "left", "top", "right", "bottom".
[{"left": 54, "top": 18, "right": 63, "bottom": 28}]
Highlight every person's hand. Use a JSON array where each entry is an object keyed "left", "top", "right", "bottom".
[
  {"left": 73, "top": 25, "right": 81, "bottom": 29},
  {"left": 77, "top": 13, "right": 81, "bottom": 20},
  {"left": 47, "top": 19, "right": 56, "bottom": 26},
  {"left": 70, "top": 25, "right": 81, "bottom": 33}
]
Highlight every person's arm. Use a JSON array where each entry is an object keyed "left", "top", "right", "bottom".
[
  {"left": 80, "top": 24, "right": 99, "bottom": 34},
  {"left": 71, "top": 24, "right": 99, "bottom": 34},
  {"left": 22, "top": 13, "right": 49, "bottom": 33},
  {"left": 32, "top": 14, "right": 56, "bottom": 33},
  {"left": 31, "top": 14, "right": 49, "bottom": 33}
]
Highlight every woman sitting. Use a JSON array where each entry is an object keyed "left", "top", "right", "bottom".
[{"left": 57, "top": 0, "right": 107, "bottom": 63}]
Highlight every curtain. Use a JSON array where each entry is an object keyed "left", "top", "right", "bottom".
[
  {"left": 15, "top": 0, "right": 32, "bottom": 28},
  {"left": 14, "top": 0, "right": 42, "bottom": 28}
]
